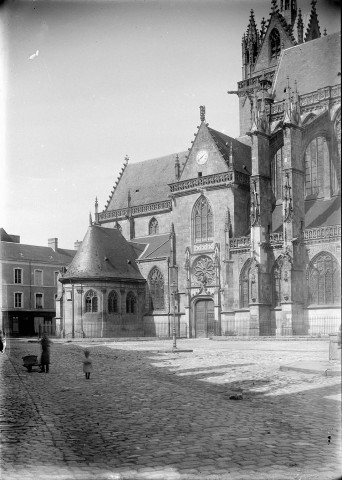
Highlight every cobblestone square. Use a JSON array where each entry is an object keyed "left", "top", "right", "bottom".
[{"left": 0, "top": 338, "right": 341, "bottom": 480}]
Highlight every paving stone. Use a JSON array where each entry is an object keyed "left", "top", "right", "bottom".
[{"left": 1, "top": 338, "right": 341, "bottom": 479}]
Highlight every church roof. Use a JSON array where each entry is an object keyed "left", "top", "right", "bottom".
[
  {"left": 61, "top": 225, "right": 144, "bottom": 282},
  {"left": 131, "top": 234, "right": 171, "bottom": 260},
  {"left": 0, "top": 240, "right": 75, "bottom": 264},
  {"left": 272, "top": 196, "right": 341, "bottom": 233},
  {"left": 106, "top": 152, "right": 188, "bottom": 211},
  {"left": 208, "top": 128, "right": 252, "bottom": 174},
  {"left": 272, "top": 32, "right": 341, "bottom": 100}
]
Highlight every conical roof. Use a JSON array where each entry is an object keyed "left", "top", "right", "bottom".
[{"left": 61, "top": 225, "right": 144, "bottom": 282}]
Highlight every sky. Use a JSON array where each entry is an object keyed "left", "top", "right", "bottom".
[{"left": 1, "top": 0, "right": 340, "bottom": 249}]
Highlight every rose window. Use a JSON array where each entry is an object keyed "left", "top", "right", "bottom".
[{"left": 193, "top": 256, "right": 215, "bottom": 286}]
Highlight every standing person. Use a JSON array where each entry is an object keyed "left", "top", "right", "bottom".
[
  {"left": 83, "top": 350, "right": 93, "bottom": 380},
  {"left": 0, "top": 330, "right": 6, "bottom": 354},
  {"left": 40, "top": 333, "right": 51, "bottom": 373}
]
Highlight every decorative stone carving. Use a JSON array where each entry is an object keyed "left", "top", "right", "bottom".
[
  {"left": 250, "top": 181, "right": 260, "bottom": 227},
  {"left": 192, "top": 256, "right": 216, "bottom": 287},
  {"left": 283, "top": 172, "right": 293, "bottom": 222},
  {"left": 249, "top": 258, "right": 259, "bottom": 303}
]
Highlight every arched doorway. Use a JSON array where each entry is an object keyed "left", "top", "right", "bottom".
[{"left": 194, "top": 299, "right": 216, "bottom": 338}]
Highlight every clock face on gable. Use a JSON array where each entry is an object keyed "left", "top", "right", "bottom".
[{"left": 196, "top": 150, "right": 208, "bottom": 165}]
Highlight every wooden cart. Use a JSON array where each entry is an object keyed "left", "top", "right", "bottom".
[{"left": 22, "top": 355, "right": 41, "bottom": 373}]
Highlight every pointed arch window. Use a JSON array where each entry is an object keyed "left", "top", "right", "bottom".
[
  {"left": 149, "top": 217, "right": 159, "bottom": 235},
  {"left": 270, "top": 29, "right": 281, "bottom": 59},
  {"left": 192, "top": 196, "right": 214, "bottom": 244},
  {"left": 308, "top": 253, "right": 340, "bottom": 305},
  {"left": 240, "top": 261, "right": 251, "bottom": 308},
  {"left": 108, "top": 290, "right": 118, "bottom": 313},
  {"left": 85, "top": 290, "right": 98, "bottom": 313},
  {"left": 126, "top": 291, "right": 136, "bottom": 314},
  {"left": 272, "top": 147, "right": 283, "bottom": 200},
  {"left": 305, "top": 135, "right": 329, "bottom": 197},
  {"left": 148, "top": 267, "right": 165, "bottom": 310}
]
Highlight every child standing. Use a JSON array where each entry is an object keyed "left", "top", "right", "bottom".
[{"left": 83, "top": 350, "right": 93, "bottom": 379}]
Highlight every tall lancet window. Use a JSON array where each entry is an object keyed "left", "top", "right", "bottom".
[
  {"left": 85, "top": 290, "right": 98, "bottom": 313},
  {"left": 308, "top": 253, "right": 340, "bottom": 305},
  {"left": 148, "top": 267, "right": 165, "bottom": 310},
  {"left": 272, "top": 147, "right": 283, "bottom": 201},
  {"left": 332, "top": 110, "right": 341, "bottom": 194},
  {"left": 192, "top": 196, "right": 214, "bottom": 244},
  {"left": 149, "top": 217, "right": 159, "bottom": 235},
  {"left": 304, "top": 136, "right": 329, "bottom": 197},
  {"left": 270, "top": 29, "right": 281, "bottom": 59}
]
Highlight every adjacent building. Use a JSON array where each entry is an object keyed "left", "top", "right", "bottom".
[
  {"left": 0, "top": 229, "right": 76, "bottom": 336},
  {"left": 59, "top": 0, "right": 341, "bottom": 338}
]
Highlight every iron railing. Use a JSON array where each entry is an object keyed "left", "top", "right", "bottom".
[{"left": 62, "top": 322, "right": 188, "bottom": 339}]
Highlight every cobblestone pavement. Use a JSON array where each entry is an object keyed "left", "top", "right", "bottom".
[{"left": 0, "top": 338, "right": 341, "bottom": 480}]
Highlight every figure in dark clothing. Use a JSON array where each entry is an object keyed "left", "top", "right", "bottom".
[
  {"left": 40, "top": 333, "right": 51, "bottom": 373},
  {"left": 0, "top": 330, "right": 5, "bottom": 354}
]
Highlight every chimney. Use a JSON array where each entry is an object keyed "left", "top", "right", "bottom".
[
  {"left": 74, "top": 240, "right": 82, "bottom": 250},
  {"left": 48, "top": 238, "right": 58, "bottom": 251}
]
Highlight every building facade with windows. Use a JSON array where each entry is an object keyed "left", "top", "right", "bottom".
[
  {"left": 0, "top": 229, "right": 76, "bottom": 336},
  {"left": 59, "top": 0, "right": 340, "bottom": 338}
]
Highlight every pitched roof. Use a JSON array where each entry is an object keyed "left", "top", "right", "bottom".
[
  {"left": 131, "top": 234, "right": 170, "bottom": 260},
  {"left": 105, "top": 152, "right": 187, "bottom": 211},
  {"left": 208, "top": 128, "right": 252, "bottom": 174},
  {"left": 272, "top": 196, "right": 341, "bottom": 233},
  {"left": 272, "top": 32, "right": 341, "bottom": 100},
  {"left": 0, "top": 241, "right": 76, "bottom": 265},
  {"left": 61, "top": 225, "right": 144, "bottom": 282}
]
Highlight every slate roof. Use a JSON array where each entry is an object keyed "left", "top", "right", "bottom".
[
  {"left": 272, "top": 32, "right": 341, "bottom": 100},
  {"left": 61, "top": 225, "right": 144, "bottom": 282},
  {"left": 208, "top": 128, "right": 252, "bottom": 174},
  {"left": 0, "top": 241, "right": 76, "bottom": 265},
  {"left": 272, "top": 196, "right": 341, "bottom": 233},
  {"left": 131, "top": 234, "right": 171, "bottom": 261},
  {"left": 106, "top": 152, "right": 188, "bottom": 211}
]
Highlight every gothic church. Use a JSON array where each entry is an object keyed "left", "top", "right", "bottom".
[{"left": 58, "top": 0, "right": 341, "bottom": 339}]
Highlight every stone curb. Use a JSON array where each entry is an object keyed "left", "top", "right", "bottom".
[{"left": 280, "top": 364, "right": 341, "bottom": 376}]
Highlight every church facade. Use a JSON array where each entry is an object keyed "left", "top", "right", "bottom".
[{"left": 59, "top": 0, "right": 341, "bottom": 338}]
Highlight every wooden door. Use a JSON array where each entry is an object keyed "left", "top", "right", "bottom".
[{"left": 195, "top": 299, "right": 215, "bottom": 338}]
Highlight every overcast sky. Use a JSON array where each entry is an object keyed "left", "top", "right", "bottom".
[{"left": 1, "top": 0, "right": 340, "bottom": 249}]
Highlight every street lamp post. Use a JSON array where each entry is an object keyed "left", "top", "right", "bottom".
[{"left": 171, "top": 281, "right": 177, "bottom": 350}]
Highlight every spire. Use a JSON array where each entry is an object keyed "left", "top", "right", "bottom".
[
  {"left": 200, "top": 105, "right": 206, "bottom": 122},
  {"left": 283, "top": 76, "right": 292, "bottom": 124},
  {"left": 246, "top": 9, "right": 260, "bottom": 70},
  {"left": 229, "top": 141, "right": 233, "bottom": 167},
  {"left": 297, "top": 8, "right": 304, "bottom": 44},
  {"left": 291, "top": 80, "right": 302, "bottom": 126},
  {"left": 305, "top": 0, "right": 321, "bottom": 42},
  {"left": 94, "top": 197, "right": 99, "bottom": 225},
  {"left": 260, "top": 17, "right": 267, "bottom": 40},
  {"left": 127, "top": 189, "right": 131, "bottom": 208},
  {"left": 175, "top": 154, "right": 180, "bottom": 181}
]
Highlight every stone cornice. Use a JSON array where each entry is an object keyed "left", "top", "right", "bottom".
[
  {"left": 169, "top": 171, "right": 250, "bottom": 196},
  {"left": 99, "top": 200, "right": 172, "bottom": 221}
]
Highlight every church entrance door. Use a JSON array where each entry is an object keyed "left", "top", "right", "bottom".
[{"left": 194, "top": 299, "right": 215, "bottom": 338}]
